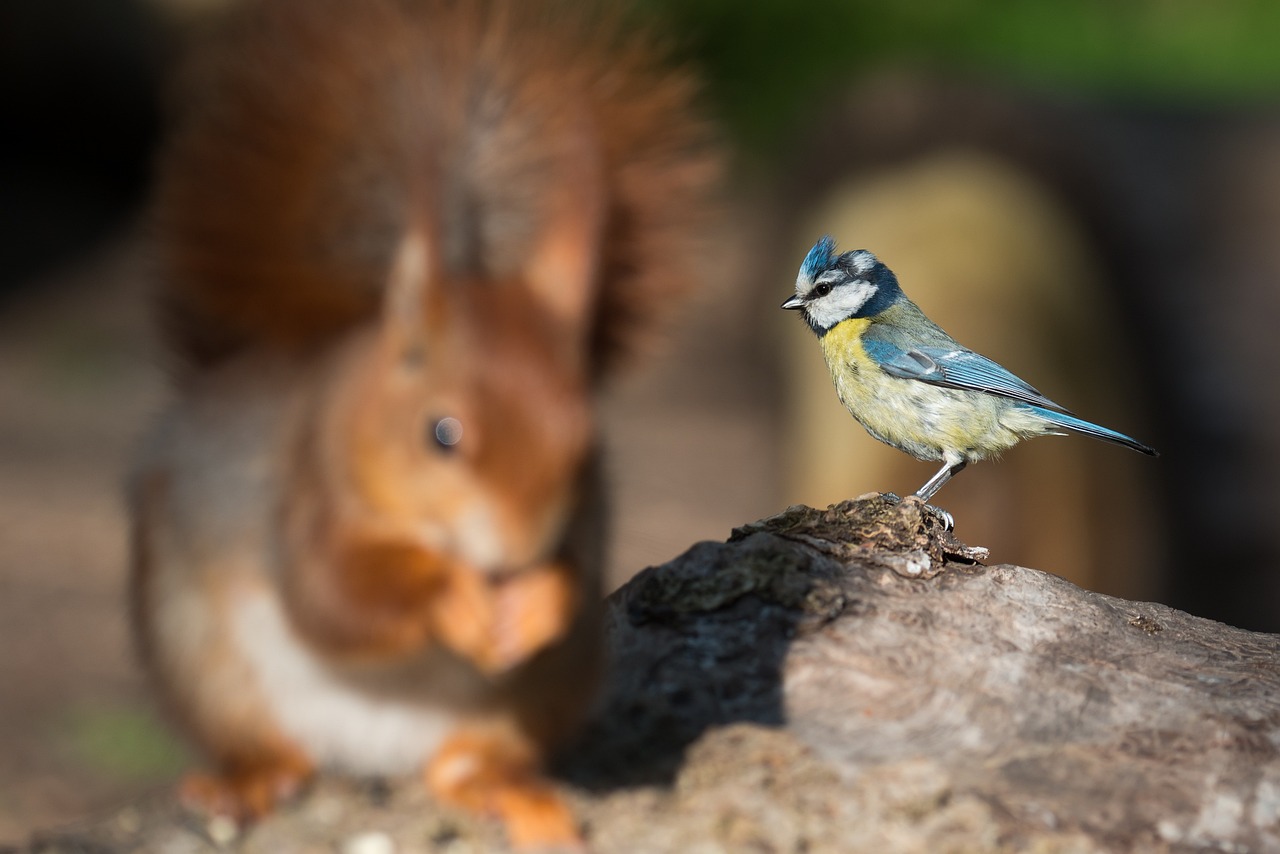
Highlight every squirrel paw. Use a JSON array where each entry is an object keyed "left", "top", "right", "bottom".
[
  {"left": 439, "top": 562, "right": 579, "bottom": 676},
  {"left": 178, "top": 754, "right": 313, "bottom": 824},
  {"left": 489, "top": 563, "right": 578, "bottom": 673},
  {"left": 426, "top": 729, "right": 583, "bottom": 851}
]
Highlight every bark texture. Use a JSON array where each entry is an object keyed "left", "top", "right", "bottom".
[{"left": 26, "top": 498, "right": 1280, "bottom": 853}]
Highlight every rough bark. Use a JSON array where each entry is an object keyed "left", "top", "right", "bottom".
[{"left": 25, "top": 498, "right": 1280, "bottom": 853}]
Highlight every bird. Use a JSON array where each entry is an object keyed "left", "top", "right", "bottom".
[{"left": 781, "top": 235, "right": 1157, "bottom": 529}]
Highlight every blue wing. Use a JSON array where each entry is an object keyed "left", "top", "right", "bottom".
[{"left": 862, "top": 338, "right": 1071, "bottom": 413}]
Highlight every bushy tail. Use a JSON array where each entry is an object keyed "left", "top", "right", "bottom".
[
  {"left": 1027, "top": 406, "right": 1158, "bottom": 456},
  {"left": 152, "top": 0, "right": 720, "bottom": 380}
]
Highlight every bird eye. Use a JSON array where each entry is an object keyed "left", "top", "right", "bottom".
[
  {"left": 428, "top": 416, "right": 463, "bottom": 452},
  {"left": 814, "top": 282, "right": 833, "bottom": 297}
]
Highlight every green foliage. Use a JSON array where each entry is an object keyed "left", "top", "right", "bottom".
[
  {"left": 59, "top": 704, "right": 188, "bottom": 780},
  {"left": 639, "top": 0, "right": 1280, "bottom": 150}
]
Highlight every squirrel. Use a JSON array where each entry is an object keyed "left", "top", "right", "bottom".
[{"left": 128, "top": 0, "right": 718, "bottom": 848}]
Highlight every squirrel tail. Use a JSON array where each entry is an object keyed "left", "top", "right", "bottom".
[{"left": 153, "top": 0, "right": 720, "bottom": 379}]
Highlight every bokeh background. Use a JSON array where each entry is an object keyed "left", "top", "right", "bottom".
[{"left": 5, "top": 0, "right": 1280, "bottom": 841}]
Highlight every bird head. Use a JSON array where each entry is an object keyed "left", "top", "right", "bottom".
[{"left": 781, "top": 236, "right": 902, "bottom": 335}]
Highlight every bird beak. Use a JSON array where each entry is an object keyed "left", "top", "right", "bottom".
[{"left": 780, "top": 294, "right": 805, "bottom": 310}]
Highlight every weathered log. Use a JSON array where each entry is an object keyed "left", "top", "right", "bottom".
[{"left": 26, "top": 498, "right": 1280, "bottom": 853}]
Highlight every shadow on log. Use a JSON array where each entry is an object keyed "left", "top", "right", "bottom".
[{"left": 24, "top": 498, "right": 1280, "bottom": 853}]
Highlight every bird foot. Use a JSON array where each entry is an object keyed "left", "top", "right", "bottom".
[
  {"left": 896, "top": 494, "right": 955, "bottom": 531},
  {"left": 873, "top": 492, "right": 954, "bottom": 530},
  {"left": 924, "top": 504, "right": 954, "bottom": 531}
]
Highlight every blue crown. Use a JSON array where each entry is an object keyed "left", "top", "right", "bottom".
[{"left": 800, "top": 235, "right": 837, "bottom": 280}]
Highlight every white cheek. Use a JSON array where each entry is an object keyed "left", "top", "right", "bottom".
[
  {"left": 808, "top": 282, "right": 873, "bottom": 328},
  {"left": 805, "top": 302, "right": 842, "bottom": 329}
]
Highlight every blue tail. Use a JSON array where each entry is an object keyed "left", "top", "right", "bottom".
[{"left": 1026, "top": 406, "right": 1158, "bottom": 457}]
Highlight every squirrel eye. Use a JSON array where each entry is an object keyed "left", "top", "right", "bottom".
[
  {"left": 814, "top": 282, "right": 832, "bottom": 297},
  {"left": 429, "top": 416, "right": 464, "bottom": 452}
]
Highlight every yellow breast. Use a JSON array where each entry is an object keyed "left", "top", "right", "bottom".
[
  {"left": 819, "top": 317, "right": 877, "bottom": 388},
  {"left": 819, "top": 316, "right": 897, "bottom": 431},
  {"left": 814, "top": 316, "right": 1022, "bottom": 461}
]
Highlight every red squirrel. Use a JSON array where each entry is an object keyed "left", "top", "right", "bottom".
[{"left": 128, "top": 0, "right": 718, "bottom": 847}]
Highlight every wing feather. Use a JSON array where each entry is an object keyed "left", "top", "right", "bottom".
[{"left": 863, "top": 336, "right": 1070, "bottom": 413}]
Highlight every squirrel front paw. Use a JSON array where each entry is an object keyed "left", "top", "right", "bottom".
[
  {"left": 490, "top": 562, "right": 579, "bottom": 672},
  {"left": 434, "top": 561, "right": 579, "bottom": 676}
]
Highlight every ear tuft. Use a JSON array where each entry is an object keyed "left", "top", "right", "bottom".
[
  {"left": 382, "top": 229, "right": 435, "bottom": 363},
  {"left": 523, "top": 114, "right": 605, "bottom": 337}
]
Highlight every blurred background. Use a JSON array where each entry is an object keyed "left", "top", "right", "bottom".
[{"left": 5, "top": 0, "right": 1280, "bottom": 842}]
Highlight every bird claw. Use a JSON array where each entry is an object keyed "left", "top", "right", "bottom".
[
  {"left": 922, "top": 503, "right": 954, "bottom": 531},
  {"left": 875, "top": 492, "right": 955, "bottom": 530},
  {"left": 896, "top": 494, "right": 955, "bottom": 530}
]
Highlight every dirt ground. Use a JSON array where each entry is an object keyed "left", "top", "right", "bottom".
[{"left": 0, "top": 232, "right": 783, "bottom": 844}]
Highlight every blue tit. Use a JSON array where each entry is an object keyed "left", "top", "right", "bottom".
[{"left": 782, "top": 235, "right": 1157, "bottom": 528}]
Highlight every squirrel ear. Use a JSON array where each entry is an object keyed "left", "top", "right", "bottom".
[
  {"left": 523, "top": 128, "right": 604, "bottom": 337},
  {"left": 381, "top": 229, "right": 435, "bottom": 365}
]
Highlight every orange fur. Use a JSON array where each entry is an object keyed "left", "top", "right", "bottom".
[
  {"left": 133, "top": 0, "right": 713, "bottom": 848},
  {"left": 154, "top": 0, "right": 719, "bottom": 378},
  {"left": 178, "top": 749, "right": 314, "bottom": 823},
  {"left": 427, "top": 726, "right": 582, "bottom": 850},
  {"left": 490, "top": 562, "right": 582, "bottom": 674}
]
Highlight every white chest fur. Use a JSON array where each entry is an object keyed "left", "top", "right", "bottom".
[{"left": 230, "top": 590, "right": 456, "bottom": 775}]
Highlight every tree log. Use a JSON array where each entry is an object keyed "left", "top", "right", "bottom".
[{"left": 26, "top": 498, "right": 1280, "bottom": 853}]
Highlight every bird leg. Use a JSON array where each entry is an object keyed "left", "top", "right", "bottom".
[
  {"left": 911, "top": 460, "right": 967, "bottom": 530},
  {"left": 914, "top": 460, "right": 966, "bottom": 503}
]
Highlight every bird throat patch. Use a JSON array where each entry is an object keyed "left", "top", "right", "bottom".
[{"left": 820, "top": 316, "right": 872, "bottom": 348}]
